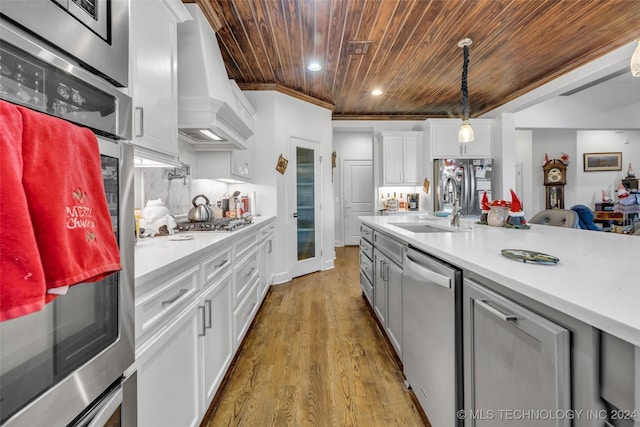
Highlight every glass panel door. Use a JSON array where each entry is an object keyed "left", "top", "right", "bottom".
[{"left": 296, "top": 146, "right": 315, "bottom": 260}]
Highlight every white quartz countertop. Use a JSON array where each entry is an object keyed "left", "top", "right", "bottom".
[
  {"left": 135, "top": 216, "right": 274, "bottom": 282},
  {"left": 359, "top": 215, "right": 640, "bottom": 346}
]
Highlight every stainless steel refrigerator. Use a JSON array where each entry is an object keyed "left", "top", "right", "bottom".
[{"left": 433, "top": 158, "right": 493, "bottom": 216}]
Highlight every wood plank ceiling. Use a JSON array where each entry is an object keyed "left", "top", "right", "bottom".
[{"left": 185, "top": 0, "right": 640, "bottom": 120}]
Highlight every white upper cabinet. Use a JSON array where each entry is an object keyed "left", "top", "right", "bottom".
[
  {"left": 427, "top": 118, "right": 493, "bottom": 158},
  {"left": 380, "top": 131, "right": 423, "bottom": 185},
  {"left": 130, "top": 0, "right": 191, "bottom": 164}
]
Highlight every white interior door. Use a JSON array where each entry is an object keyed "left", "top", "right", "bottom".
[
  {"left": 343, "top": 160, "right": 373, "bottom": 245},
  {"left": 290, "top": 138, "right": 321, "bottom": 278}
]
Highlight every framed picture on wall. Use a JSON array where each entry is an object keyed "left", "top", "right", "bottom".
[{"left": 583, "top": 152, "right": 622, "bottom": 172}]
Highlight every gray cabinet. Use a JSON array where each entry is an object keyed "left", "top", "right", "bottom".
[
  {"left": 372, "top": 231, "right": 404, "bottom": 358},
  {"left": 463, "top": 278, "right": 571, "bottom": 426},
  {"left": 359, "top": 225, "right": 374, "bottom": 305}
]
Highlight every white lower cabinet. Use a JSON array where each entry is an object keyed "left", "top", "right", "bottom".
[
  {"left": 259, "top": 223, "right": 275, "bottom": 297},
  {"left": 137, "top": 300, "right": 202, "bottom": 427},
  {"left": 200, "top": 269, "right": 233, "bottom": 408},
  {"left": 136, "top": 224, "right": 270, "bottom": 426},
  {"left": 233, "top": 278, "right": 260, "bottom": 348}
]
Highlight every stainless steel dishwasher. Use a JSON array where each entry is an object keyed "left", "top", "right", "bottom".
[{"left": 403, "top": 246, "right": 463, "bottom": 427}]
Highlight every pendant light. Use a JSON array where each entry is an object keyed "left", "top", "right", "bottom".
[
  {"left": 458, "top": 38, "right": 474, "bottom": 143},
  {"left": 631, "top": 40, "right": 640, "bottom": 77}
]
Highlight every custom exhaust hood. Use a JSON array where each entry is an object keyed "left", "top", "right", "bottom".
[{"left": 177, "top": 4, "right": 253, "bottom": 151}]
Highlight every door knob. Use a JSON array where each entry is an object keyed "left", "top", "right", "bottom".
[{"left": 292, "top": 213, "right": 298, "bottom": 218}]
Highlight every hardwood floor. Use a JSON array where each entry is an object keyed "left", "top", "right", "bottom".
[{"left": 201, "top": 246, "right": 427, "bottom": 427}]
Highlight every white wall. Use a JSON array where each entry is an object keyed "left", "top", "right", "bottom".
[
  {"left": 529, "top": 129, "right": 577, "bottom": 214},
  {"left": 514, "top": 130, "right": 533, "bottom": 215},
  {"left": 332, "top": 130, "right": 374, "bottom": 246},
  {"left": 516, "top": 129, "right": 640, "bottom": 215},
  {"left": 245, "top": 90, "right": 334, "bottom": 283},
  {"left": 576, "top": 130, "right": 640, "bottom": 206}
]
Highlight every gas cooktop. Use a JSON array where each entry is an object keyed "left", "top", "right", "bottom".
[{"left": 175, "top": 218, "right": 253, "bottom": 232}]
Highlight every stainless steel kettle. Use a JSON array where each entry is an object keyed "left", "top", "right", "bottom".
[{"left": 188, "top": 194, "right": 213, "bottom": 222}]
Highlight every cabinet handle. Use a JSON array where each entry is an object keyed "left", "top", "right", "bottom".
[
  {"left": 134, "top": 107, "right": 144, "bottom": 137},
  {"left": 198, "top": 305, "right": 206, "bottom": 337},
  {"left": 162, "top": 288, "right": 188, "bottom": 307},
  {"left": 205, "top": 299, "right": 212, "bottom": 329},
  {"left": 214, "top": 259, "right": 229, "bottom": 268},
  {"left": 268, "top": 240, "right": 273, "bottom": 254},
  {"left": 245, "top": 267, "right": 256, "bottom": 278},
  {"left": 476, "top": 299, "right": 517, "bottom": 322}
]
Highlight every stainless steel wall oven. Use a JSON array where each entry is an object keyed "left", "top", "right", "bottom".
[
  {"left": 0, "top": 0, "right": 129, "bottom": 87},
  {"left": 0, "top": 15, "right": 135, "bottom": 427}
]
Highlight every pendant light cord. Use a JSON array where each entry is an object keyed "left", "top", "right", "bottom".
[{"left": 461, "top": 44, "right": 470, "bottom": 121}]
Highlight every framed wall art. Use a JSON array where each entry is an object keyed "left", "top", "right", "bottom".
[
  {"left": 583, "top": 152, "right": 622, "bottom": 172},
  {"left": 276, "top": 154, "right": 288, "bottom": 174}
]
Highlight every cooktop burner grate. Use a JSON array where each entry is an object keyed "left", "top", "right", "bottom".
[{"left": 175, "top": 218, "right": 252, "bottom": 232}]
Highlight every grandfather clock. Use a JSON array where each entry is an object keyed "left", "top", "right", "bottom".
[{"left": 542, "top": 159, "right": 567, "bottom": 209}]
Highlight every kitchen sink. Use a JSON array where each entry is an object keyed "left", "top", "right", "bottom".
[{"left": 390, "top": 222, "right": 456, "bottom": 233}]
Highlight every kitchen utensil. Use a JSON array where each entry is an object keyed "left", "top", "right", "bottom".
[{"left": 188, "top": 194, "right": 213, "bottom": 222}]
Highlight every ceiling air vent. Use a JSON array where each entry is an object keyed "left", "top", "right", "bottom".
[{"left": 347, "top": 40, "right": 373, "bottom": 55}]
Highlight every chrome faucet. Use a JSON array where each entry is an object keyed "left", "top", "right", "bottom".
[{"left": 445, "top": 177, "right": 461, "bottom": 227}]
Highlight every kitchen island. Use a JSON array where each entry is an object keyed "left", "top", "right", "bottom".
[
  {"left": 360, "top": 214, "right": 640, "bottom": 346},
  {"left": 360, "top": 214, "right": 639, "bottom": 426}
]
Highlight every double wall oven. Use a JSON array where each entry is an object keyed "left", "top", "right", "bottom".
[{"left": 0, "top": 2, "right": 134, "bottom": 425}]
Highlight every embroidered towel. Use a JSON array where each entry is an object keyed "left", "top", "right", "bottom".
[
  {"left": 0, "top": 101, "right": 48, "bottom": 321},
  {"left": 18, "top": 105, "right": 121, "bottom": 291}
]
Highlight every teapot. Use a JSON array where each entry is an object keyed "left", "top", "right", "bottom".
[{"left": 188, "top": 194, "right": 213, "bottom": 222}]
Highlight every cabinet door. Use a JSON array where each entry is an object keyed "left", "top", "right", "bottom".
[
  {"left": 201, "top": 271, "right": 233, "bottom": 409},
  {"left": 259, "top": 234, "right": 274, "bottom": 298},
  {"left": 373, "top": 249, "right": 388, "bottom": 326},
  {"left": 402, "top": 135, "right": 420, "bottom": 184},
  {"left": 382, "top": 135, "right": 405, "bottom": 185},
  {"left": 386, "top": 259, "right": 403, "bottom": 358},
  {"left": 230, "top": 136, "right": 254, "bottom": 181},
  {"left": 463, "top": 279, "right": 571, "bottom": 426},
  {"left": 130, "top": 0, "right": 178, "bottom": 159},
  {"left": 137, "top": 301, "right": 201, "bottom": 427},
  {"left": 462, "top": 121, "right": 492, "bottom": 157}
]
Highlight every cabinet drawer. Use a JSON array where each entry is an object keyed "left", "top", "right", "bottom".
[
  {"left": 202, "top": 248, "right": 232, "bottom": 286},
  {"left": 360, "top": 238, "right": 373, "bottom": 259},
  {"left": 135, "top": 265, "right": 200, "bottom": 344},
  {"left": 235, "top": 230, "right": 259, "bottom": 261},
  {"left": 373, "top": 231, "right": 404, "bottom": 265},
  {"left": 360, "top": 250, "right": 373, "bottom": 283},
  {"left": 360, "top": 224, "right": 373, "bottom": 243},
  {"left": 234, "top": 248, "right": 259, "bottom": 307},
  {"left": 360, "top": 271, "right": 373, "bottom": 307},
  {"left": 259, "top": 223, "right": 275, "bottom": 242},
  {"left": 233, "top": 278, "right": 259, "bottom": 348}
]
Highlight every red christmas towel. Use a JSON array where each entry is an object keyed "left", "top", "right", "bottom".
[
  {"left": 1, "top": 101, "right": 48, "bottom": 321},
  {"left": 17, "top": 104, "right": 121, "bottom": 292}
]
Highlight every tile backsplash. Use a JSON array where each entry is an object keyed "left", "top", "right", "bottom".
[{"left": 135, "top": 168, "right": 230, "bottom": 216}]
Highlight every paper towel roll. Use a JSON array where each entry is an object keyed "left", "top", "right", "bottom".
[{"left": 250, "top": 191, "right": 257, "bottom": 216}]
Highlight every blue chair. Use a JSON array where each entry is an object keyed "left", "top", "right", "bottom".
[{"left": 570, "top": 205, "right": 602, "bottom": 231}]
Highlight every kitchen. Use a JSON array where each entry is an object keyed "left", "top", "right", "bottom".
[{"left": 1, "top": 0, "right": 639, "bottom": 426}]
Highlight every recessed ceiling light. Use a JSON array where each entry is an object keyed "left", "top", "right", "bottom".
[
  {"left": 308, "top": 62, "right": 322, "bottom": 71},
  {"left": 371, "top": 89, "right": 383, "bottom": 96}
]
